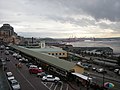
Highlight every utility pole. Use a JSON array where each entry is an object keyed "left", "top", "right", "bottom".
[
  {"left": 102, "top": 52, "right": 106, "bottom": 90},
  {"left": 87, "top": 73, "right": 90, "bottom": 90}
]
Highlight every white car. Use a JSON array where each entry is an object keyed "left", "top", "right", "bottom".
[
  {"left": 12, "top": 53, "right": 18, "bottom": 57},
  {"left": 114, "top": 69, "right": 119, "bottom": 73},
  {"left": 6, "top": 72, "right": 15, "bottom": 81},
  {"left": 42, "top": 75, "right": 60, "bottom": 82},
  {"left": 29, "top": 65, "right": 38, "bottom": 68},
  {"left": 10, "top": 79, "right": 21, "bottom": 90},
  {"left": 96, "top": 68, "right": 107, "bottom": 73}
]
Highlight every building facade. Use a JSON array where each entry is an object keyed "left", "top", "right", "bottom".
[{"left": 0, "top": 24, "right": 20, "bottom": 44}]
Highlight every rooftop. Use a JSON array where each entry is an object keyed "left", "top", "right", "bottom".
[
  {"left": 28, "top": 46, "right": 66, "bottom": 53},
  {"left": 11, "top": 45, "right": 76, "bottom": 71}
]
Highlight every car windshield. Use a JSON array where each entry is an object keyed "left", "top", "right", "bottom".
[{"left": 11, "top": 80, "right": 18, "bottom": 85}]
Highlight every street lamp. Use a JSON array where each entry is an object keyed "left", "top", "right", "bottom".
[
  {"left": 102, "top": 52, "right": 106, "bottom": 90},
  {"left": 103, "top": 62, "right": 105, "bottom": 90}
]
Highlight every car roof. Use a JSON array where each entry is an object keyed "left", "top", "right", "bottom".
[
  {"left": 30, "top": 65, "right": 37, "bottom": 68},
  {"left": 47, "top": 75, "right": 53, "bottom": 77},
  {"left": 7, "top": 72, "right": 13, "bottom": 76}
]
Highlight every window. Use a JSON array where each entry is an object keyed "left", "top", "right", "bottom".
[
  {"left": 52, "top": 53, "right": 54, "bottom": 55},
  {"left": 63, "top": 53, "right": 65, "bottom": 55},
  {"left": 59, "top": 53, "right": 61, "bottom": 55},
  {"left": 56, "top": 53, "right": 58, "bottom": 55}
]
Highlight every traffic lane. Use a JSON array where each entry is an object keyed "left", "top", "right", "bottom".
[{"left": 6, "top": 54, "right": 49, "bottom": 90}]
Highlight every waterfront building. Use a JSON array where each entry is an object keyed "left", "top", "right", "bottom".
[
  {"left": 29, "top": 46, "right": 68, "bottom": 59},
  {"left": 11, "top": 45, "right": 84, "bottom": 77},
  {"left": 68, "top": 47, "right": 113, "bottom": 55},
  {"left": 24, "top": 41, "right": 68, "bottom": 59}
]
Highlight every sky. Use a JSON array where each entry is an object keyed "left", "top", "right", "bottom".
[{"left": 0, "top": 0, "right": 120, "bottom": 38}]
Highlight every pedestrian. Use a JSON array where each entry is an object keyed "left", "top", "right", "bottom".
[{"left": 15, "top": 63, "right": 17, "bottom": 67}]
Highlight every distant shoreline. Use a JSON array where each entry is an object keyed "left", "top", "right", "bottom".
[{"left": 66, "top": 40, "right": 120, "bottom": 55}]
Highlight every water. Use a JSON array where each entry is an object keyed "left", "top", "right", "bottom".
[{"left": 67, "top": 40, "right": 120, "bottom": 54}]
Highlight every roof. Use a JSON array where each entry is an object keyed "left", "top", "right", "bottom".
[
  {"left": 29, "top": 47, "right": 66, "bottom": 53},
  {"left": 11, "top": 45, "right": 76, "bottom": 71},
  {"left": 72, "top": 73, "right": 92, "bottom": 81}
]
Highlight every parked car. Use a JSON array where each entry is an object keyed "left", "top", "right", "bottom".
[
  {"left": 10, "top": 79, "right": 21, "bottom": 90},
  {"left": 29, "top": 65, "right": 38, "bottom": 68},
  {"left": 96, "top": 68, "right": 107, "bottom": 73},
  {"left": 6, "top": 72, "right": 15, "bottom": 81},
  {"left": 114, "top": 69, "right": 119, "bottom": 73},
  {"left": 26, "top": 63, "right": 33, "bottom": 68},
  {"left": 0, "top": 45, "right": 5, "bottom": 50},
  {"left": 1, "top": 59, "right": 6, "bottom": 65},
  {"left": 6, "top": 72, "right": 13, "bottom": 77},
  {"left": 29, "top": 68, "right": 43, "bottom": 74},
  {"left": 19, "top": 58, "right": 28, "bottom": 63},
  {"left": 16, "top": 55, "right": 22, "bottom": 59},
  {"left": 42, "top": 75, "right": 60, "bottom": 82},
  {"left": 114, "top": 69, "right": 120, "bottom": 75},
  {"left": 37, "top": 72, "right": 47, "bottom": 78},
  {"left": 12, "top": 53, "right": 18, "bottom": 57},
  {"left": 92, "top": 67, "right": 97, "bottom": 71},
  {"left": 5, "top": 50, "right": 9, "bottom": 55},
  {"left": 5, "top": 47, "right": 9, "bottom": 50}
]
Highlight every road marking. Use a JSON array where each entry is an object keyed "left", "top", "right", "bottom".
[
  {"left": 41, "top": 82, "right": 50, "bottom": 90},
  {"left": 60, "top": 82, "right": 63, "bottom": 90},
  {"left": 10, "top": 61, "right": 37, "bottom": 90},
  {"left": 49, "top": 83, "right": 54, "bottom": 89},
  {"left": 66, "top": 84, "right": 69, "bottom": 90},
  {"left": 54, "top": 83, "right": 58, "bottom": 90}
]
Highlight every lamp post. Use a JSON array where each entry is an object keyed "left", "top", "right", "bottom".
[
  {"left": 102, "top": 52, "right": 106, "bottom": 90},
  {"left": 103, "top": 62, "right": 105, "bottom": 90}
]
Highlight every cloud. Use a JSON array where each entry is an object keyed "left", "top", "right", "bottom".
[{"left": 0, "top": 0, "right": 120, "bottom": 38}]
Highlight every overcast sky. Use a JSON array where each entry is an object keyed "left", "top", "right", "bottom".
[{"left": 0, "top": 0, "right": 120, "bottom": 38}]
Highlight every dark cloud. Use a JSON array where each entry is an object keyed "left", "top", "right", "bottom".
[
  {"left": 80, "top": 0, "right": 120, "bottom": 21},
  {"left": 0, "top": 0, "right": 120, "bottom": 38},
  {"left": 55, "top": 0, "right": 120, "bottom": 21}
]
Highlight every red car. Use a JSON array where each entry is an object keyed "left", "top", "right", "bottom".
[{"left": 29, "top": 68, "right": 43, "bottom": 74}]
